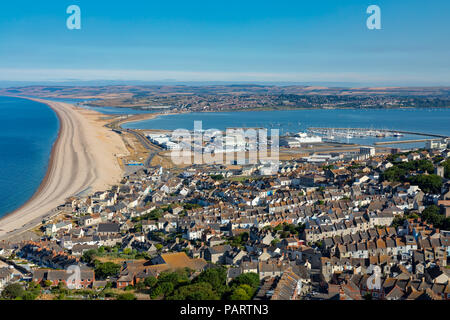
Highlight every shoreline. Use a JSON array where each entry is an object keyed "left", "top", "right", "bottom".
[
  {"left": 0, "top": 97, "right": 128, "bottom": 241},
  {"left": 0, "top": 97, "right": 63, "bottom": 222}
]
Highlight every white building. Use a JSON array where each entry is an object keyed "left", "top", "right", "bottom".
[{"left": 360, "top": 146, "right": 376, "bottom": 157}]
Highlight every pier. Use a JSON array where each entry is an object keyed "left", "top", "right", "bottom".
[{"left": 374, "top": 139, "right": 436, "bottom": 145}]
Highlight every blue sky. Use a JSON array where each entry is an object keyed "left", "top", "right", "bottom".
[{"left": 0, "top": 0, "right": 449, "bottom": 85}]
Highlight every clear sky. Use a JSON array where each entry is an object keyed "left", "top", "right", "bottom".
[{"left": 0, "top": 0, "right": 449, "bottom": 85}]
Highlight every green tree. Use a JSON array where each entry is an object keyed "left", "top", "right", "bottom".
[
  {"left": 144, "top": 276, "right": 158, "bottom": 288},
  {"left": 441, "top": 159, "right": 450, "bottom": 179},
  {"left": 230, "top": 272, "right": 260, "bottom": 290},
  {"left": 421, "top": 205, "right": 445, "bottom": 228},
  {"left": 230, "top": 287, "right": 251, "bottom": 300},
  {"left": 407, "top": 174, "right": 443, "bottom": 194},
  {"left": 158, "top": 270, "right": 190, "bottom": 287},
  {"left": 81, "top": 249, "right": 98, "bottom": 264},
  {"left": 194, "top": 267, "right": 227, "bottom": 296},
  {"left": 391, "top": 216, "right": 406, "bottom": 228},
  {"left": 1, "top": 283, "right": 25, "bottom": 299},
  {"left": 95, "top": 262, "right": 121, "bottom": 280},
  {"left": 117, "top": 293, "right": 137, "bottom": 300},
  {"left": 168, "top": 282, "right": 219, "bottom": 300},
  {"left": 22, "top": 291, "right": 38, "bottom": 300},
  {"left": 150, "top": 282, "right": 174, "bottom": 299}
]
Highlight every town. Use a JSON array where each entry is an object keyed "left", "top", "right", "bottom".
[{"left": 1, "top": 138, "right": 450, "bottom": 301}]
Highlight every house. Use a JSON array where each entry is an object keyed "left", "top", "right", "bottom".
[
  {"left": 0, "top": 267, "right": 13, "bottom": 289},
  {"left": 32, "top": 268, "right": 95, "bottom": 289},
  {"left": 79, "top": 214, "right": 102, "bottom": 227},
  {"left": 225, "top": 249, "right": 247, "bottom": 265},
  {"left": 226, "top": 267, "right": 242, "bottom": 284},
  {"left": 150, "top": 252, "right": 207, "bottom": 273},
  {"left": 203, "top": 245, "right": 232, "bottom": 263},
  {"left": 97, "top": 223, "right": 120, "bottom": 236},
  {"left": 45, "top": 221, "right": 73, "bottom": 236},
  {"left": 282, "top": 237, "right": 302, "bottom": 249},
  {"left": 270, "top": 269, "right": 302, "bottom": 300}
]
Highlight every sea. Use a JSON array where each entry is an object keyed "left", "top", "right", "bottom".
[
  {"left": 0, "top": 96, "right": 59, "bottom": 219},
  {"left": 122, "top": 108, "right": 450, "bottom": 147}
]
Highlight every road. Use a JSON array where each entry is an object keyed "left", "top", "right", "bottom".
[
  {"left": 105, "top": 119, "right": 163, "bottom": 168},
  {"left": 115, "top": 127, "right": 162, "bottom": 168}
]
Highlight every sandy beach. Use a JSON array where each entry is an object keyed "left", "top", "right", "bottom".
[{"left": 0, "top": 98, "right": 128, "bottom": 240}]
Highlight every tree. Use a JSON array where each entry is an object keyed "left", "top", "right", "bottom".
[
  {"left": 442, "top": 159, "right": 450, "bottom": 179},
  {"left": 271, "top": 239, "right": 280, "bottom": 246},
  {"left": 168, "top": 282, "right": 219, "bottom": 300},
  {"left": 230, "top": 287, "right": 250, "bottom": 300},
  {"left": 22, "top": 291, "right": 38, "bottom": 300},
  {"left": 407, "top": 174, "right": 442, "bottom": 194},
  {"left": 150, "top": 282, "right": 174, "bottom": 299},
  {"left": 194, "top": 267, "right": 227, "bottom": 297},
  {"left": 381, "top": 160, "right": 435, "bottom": 183},
  {"left": 82, "top": 249, "right": 98, "bottom": 264},
  {"left": 230, "top": 272, "right": 260, "bottom": 290},
  {"left": 1, "top": 283, "right": 25, "bottom": 300},
  {"left": 134, "top": 281, "right": 145, "bottom": 290},
  {"left": 144, "top": 276, "right": 158, "bottom": 288},
  {"left": 95, "top": 262, "right": 121, "bottom": 280},
  {"left": 391, "top": 216, "right": 406, "bottom": 228},
  {"left": 158, "top": 270, "right": 190, "bottom": 287},
  {"left": 44, "top": 280, "right": 53, "bottom": 287},
  {"left": 421, "top": 205, "right": 445, "bottom": 228},
  {"left": 117, "top": 293, "right": 137, "bottom": 300}
]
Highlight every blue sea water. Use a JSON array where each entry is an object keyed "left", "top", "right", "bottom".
[
  {"left": 81, "top": 105, "right": 157, "bottom": 115},
  {"left": 123, "top": 108, "right": 450, "bottom": 147},
  {"left": 0, "top": 96, "right": 59, "bottom": 218}
]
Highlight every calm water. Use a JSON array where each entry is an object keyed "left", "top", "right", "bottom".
[
  {"left": 123, "top": 108, "right": 450, "bottom": 146},
  {"left": 81, "top": 105, "right": 157, "bottom": 115},
  {"left": 0, "top": 96, "right": 59, "bottom": 218}
]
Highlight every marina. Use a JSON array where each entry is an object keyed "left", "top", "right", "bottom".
[{"left": 307, "top": 127, "right": 449, "bottom": 139}]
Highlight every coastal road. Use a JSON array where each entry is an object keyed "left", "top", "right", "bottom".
[{"left": 120, "top": 128, "right": 162, "bottom": 168}]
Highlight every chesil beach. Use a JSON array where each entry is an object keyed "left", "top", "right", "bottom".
[{"left": 0, "top": 97, "right": 128, "bottom": 240}]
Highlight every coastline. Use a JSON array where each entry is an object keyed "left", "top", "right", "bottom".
[
  {"left": 0, "top": 98, "right": 63, "bottom": 222},
  {"left": 0, "top": 97, "right": 128, "bottom": 241}
]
